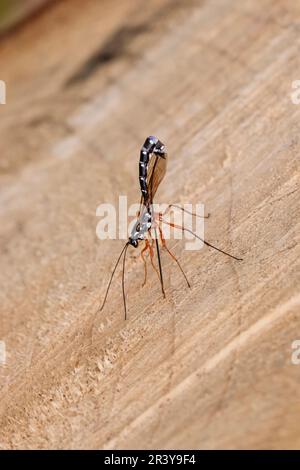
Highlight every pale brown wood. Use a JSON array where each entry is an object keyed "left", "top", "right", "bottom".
[{"left": 0, "top": 0, "right": 299, "bottom": 450}]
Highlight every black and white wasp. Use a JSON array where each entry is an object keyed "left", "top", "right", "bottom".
[{"left": 99, "top": 136, "right": 242, "bottom": 319}]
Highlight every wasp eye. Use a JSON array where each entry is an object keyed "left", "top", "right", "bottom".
[{"left": 136, "top": 223, "right": 141, "bottom": 232}]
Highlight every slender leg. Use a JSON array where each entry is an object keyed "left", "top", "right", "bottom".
[
  {"left": 162, "top": 204, "right": 210, "bottom": 219},
  {"left": 147, "top": 232, "right": 161, "bottom": 283},
  {"left": 158, "top": 226, "right": 191, "bottom": 288},
  {"left": 160, "top": 217, "right": 243, "bottom": 261},
  {"left": 154, "top": 227, "right": 166, "bottom": 298},
  {"left": 140, "top": 240, "right": 149, "bottom": 287}
]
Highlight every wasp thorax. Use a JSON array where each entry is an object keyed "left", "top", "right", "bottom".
[{"left": 129, "top": 208, "right": 152, "bottom": 247}]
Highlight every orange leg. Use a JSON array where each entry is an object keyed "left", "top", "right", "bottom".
[
  {"left": 140, "top": 240, "right": 149, "bottom": 287},
  {"left": 161, "top": 204, "right": 210, "bottom": 219},
  {"left": 158, "top": 226, "right": 191, "bottom": 288},
  {"left": 160, "top": 217, "right": 242, "bottom": 261}
]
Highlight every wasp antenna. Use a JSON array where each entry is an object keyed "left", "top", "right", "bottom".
[{"left": 98, "top": 242, "right": 129, "bottom": 313}]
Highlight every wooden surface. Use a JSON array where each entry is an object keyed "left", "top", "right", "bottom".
[
  {"left": 0, "top": 0, "right": 51, "bottom": 34},
  {"left": 0, "top": 0, "right": 300, "bottom": 450}
]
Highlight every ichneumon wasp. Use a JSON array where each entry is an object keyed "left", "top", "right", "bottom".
[{"left": 99, "top": 136, "right": 242, "bottom": 319}]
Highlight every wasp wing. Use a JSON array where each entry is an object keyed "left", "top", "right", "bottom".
[{"left": 144, "top": 152, "right": 167, "bottom": 206}]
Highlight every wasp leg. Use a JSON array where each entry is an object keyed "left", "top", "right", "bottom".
[
  {"left": 148, "top": 231, "right": 164, "bottom": 290},
  {"left": 161, "top": 204, "right": 210, "bottom": 219},
  {"left": 158, "top": 226, "right": 191, "bottom": 288},
  {"left": 140, "top": 240, "right": 149, "bottom": 287},
  {"left": 151, "top": 228, "right": 166, "bottom": 298},
  {"left": 160, "top": 217, "right": 243, "bottom": 261}
]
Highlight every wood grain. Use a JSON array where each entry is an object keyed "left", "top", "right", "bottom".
[{"left": 0, "top": 0, "right": 299, "bottom": 449}]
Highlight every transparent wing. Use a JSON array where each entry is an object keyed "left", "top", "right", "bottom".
[{"left": 145, "top": 153, "right": 167, "bottom": 205}]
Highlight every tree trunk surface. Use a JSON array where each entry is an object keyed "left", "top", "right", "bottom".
[{"left": 0, "top": 0, "right": 299, "bottom": 450}]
